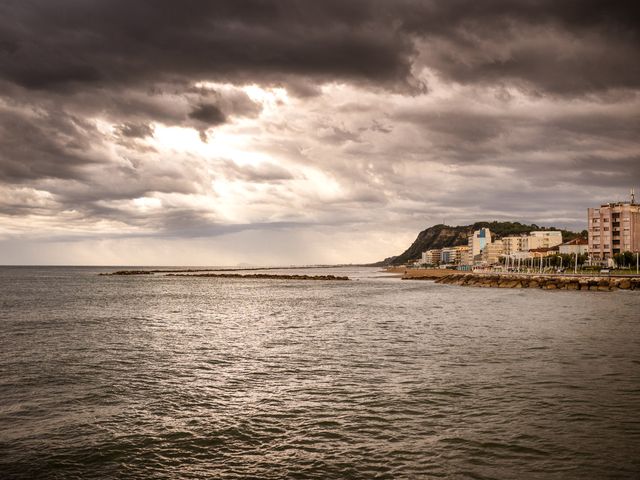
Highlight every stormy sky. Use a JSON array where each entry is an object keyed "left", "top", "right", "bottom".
[{"left": 1, "top": 1, "right": 639, "bottom": 265}]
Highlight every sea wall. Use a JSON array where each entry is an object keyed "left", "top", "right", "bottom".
[{"left": 413, "top": 273, "right": 640, "bottom": 291}]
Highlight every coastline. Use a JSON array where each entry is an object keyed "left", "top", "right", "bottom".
[
  {"left": 422, "top": 272, "right": 639, "bottom": 291},
  {"left": 384, "top": 267, "right": 462, "bottom": 279}
]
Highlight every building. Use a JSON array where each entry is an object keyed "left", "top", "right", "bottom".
[
  {"left": 529, "top": 246, "right": 560, "bottom": 258},
  {"left": 481, "top": 239, "right": 504, "bottom": 265},
  {"left": 468, "top": 228, "right": 492, "bottom": 264},
  {"left": 502, "top": 235, "right": 527, "bottom": 255},
  {"left": 588, "top": 194, "right": 640, "bottom": 260},
  {"left": 440, "top": 245, "right": 470, "bottom": 265},
  {"left": 522, "top": 231, "right": 563, "bottom": 251},
  {"left": 559, "top": 238, "right": 588, "bottom": 256},
  {"left": 421, "top": 249, "right": 442, "bottom": 265}
]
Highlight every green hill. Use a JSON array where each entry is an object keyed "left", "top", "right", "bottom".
[{"left": 374, "top": 221, "right": 585, "bottom": 266}]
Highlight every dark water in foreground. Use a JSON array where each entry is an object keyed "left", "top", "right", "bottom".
[{"left": 1, "top": 266, "right": 639, "bottom": 479}]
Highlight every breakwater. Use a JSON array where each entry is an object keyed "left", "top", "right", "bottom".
[
  {"left": 406, "top": 272, "right": 640, "bottom": 291},
  {"left": 168, "top": 273, "right": 350, "bottom": 281},
  {"left": 100, "top": 270, "right": 349, "bottom": 280}
]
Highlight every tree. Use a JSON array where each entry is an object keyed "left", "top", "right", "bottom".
[{"left": 613, "top": 251, "right": 635, "bottom": 268}]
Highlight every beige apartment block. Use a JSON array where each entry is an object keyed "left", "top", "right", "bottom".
[
  {"left": 502, "top": 236, "right": 526, "bottom": 255},
  {"left": 523, "top": 231, "right": 563, "bottom": 251},
  {"left": 421, "top": 249, "right": 442, "bottom": 265},
  {"left": 481, "top": 239, "right": 504, "bottom": 265},
  {"left": 440, "top": 245, "right": 470, "bottom": 265},
  {"left": 588, "top": 200, "right": 640, "bottom": 259}
]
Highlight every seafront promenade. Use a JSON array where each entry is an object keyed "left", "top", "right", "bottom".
[{"left": 389, "top": 268, "right": 640, "bottom": 291}]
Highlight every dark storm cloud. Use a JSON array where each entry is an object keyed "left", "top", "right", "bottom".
[
  {"left": 0, "top": 0, "right": 415, "bottom": 93},
  {"left": 0, "top": 107, "right": 104, "bottom": 182},
  {"left": 0, "top": 0, "right": 638, "bottom": 96},
  {"left": 188, "top": 104, "right": 226, "bottom": 125},
  {"left": 115, "top": 122, "right": 154, "bottom": 139}
]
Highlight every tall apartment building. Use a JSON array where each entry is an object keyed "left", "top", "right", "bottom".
[
  {"left": 468, "top": 228, "right": 491, "bottom": 264},
  {"left": 588, "top": 197, "right": 640, "bottom": 259}
]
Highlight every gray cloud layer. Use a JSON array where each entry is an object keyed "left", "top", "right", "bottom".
[{"left": 0, "top": 0, "right": 638, "bottom": 263}]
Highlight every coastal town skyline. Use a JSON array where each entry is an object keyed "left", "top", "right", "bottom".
[{"left": 1, "top": 1, "right": 639, "bottom": 265}]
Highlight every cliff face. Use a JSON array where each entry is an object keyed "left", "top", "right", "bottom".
[
  {"left": 378, "top": 224, "right": 471, "bottom": 266},
  {"left": 376, "top": 221, "right": 583, "bottom": 266}
]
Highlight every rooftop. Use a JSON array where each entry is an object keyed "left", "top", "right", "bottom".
[{"left": 562, "top": 238, "right": 588, "bottom": 246}]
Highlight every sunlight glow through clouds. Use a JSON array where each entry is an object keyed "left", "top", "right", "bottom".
[{"left": 151, "top": 124, "right": 273, "bottom": 168}]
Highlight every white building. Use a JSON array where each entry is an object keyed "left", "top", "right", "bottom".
[
  {"left": 523, "top": 231, "right": 563, "bottom": 250},
  {"left": 467, "top": 228, "right": 492, "bottom": 264},
  {"left": 559, "top": 238, "right": 589, "bottom": 256}
]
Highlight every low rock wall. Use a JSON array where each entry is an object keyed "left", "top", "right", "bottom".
[{"left": 429, "top": 273, "right": 640, "bottom": 291}]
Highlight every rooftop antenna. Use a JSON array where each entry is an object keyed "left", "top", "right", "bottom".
[{"left": 632, "top": 188, "right": 636, "bottom": 205}]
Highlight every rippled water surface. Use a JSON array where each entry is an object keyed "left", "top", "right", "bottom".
[{"left": 1, "top": 266, "right": 640, "bottom": 479}]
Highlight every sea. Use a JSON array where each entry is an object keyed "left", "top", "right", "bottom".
[{"left": 1, "top": 266, "right": 639, "bottom": 479}]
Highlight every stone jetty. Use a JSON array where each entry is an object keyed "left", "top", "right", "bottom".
[
  {"left": 100, "top": 270, "right": 154, "bottom": 275},
  {"left": 412, "top": 273, "right": 640, "bottom": 291},
  {"left": 167, "top": 273, "right": 349, "bottom": 281},
  {"left": 101, "top": 270, "right": 349, "bottom": 280}
]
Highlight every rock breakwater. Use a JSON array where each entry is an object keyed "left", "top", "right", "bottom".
[
  {"left": 167, "top": 273, "right": 350, "bottom": 281},
  {"left": 425, "top": 273, "right": 640, "bottom": 291},
  {"left": 100, "top": 270, "right": 154, "bottom": 275},
  {"left": 101, "top": 271, "right": 349, "bottom": 280}
]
